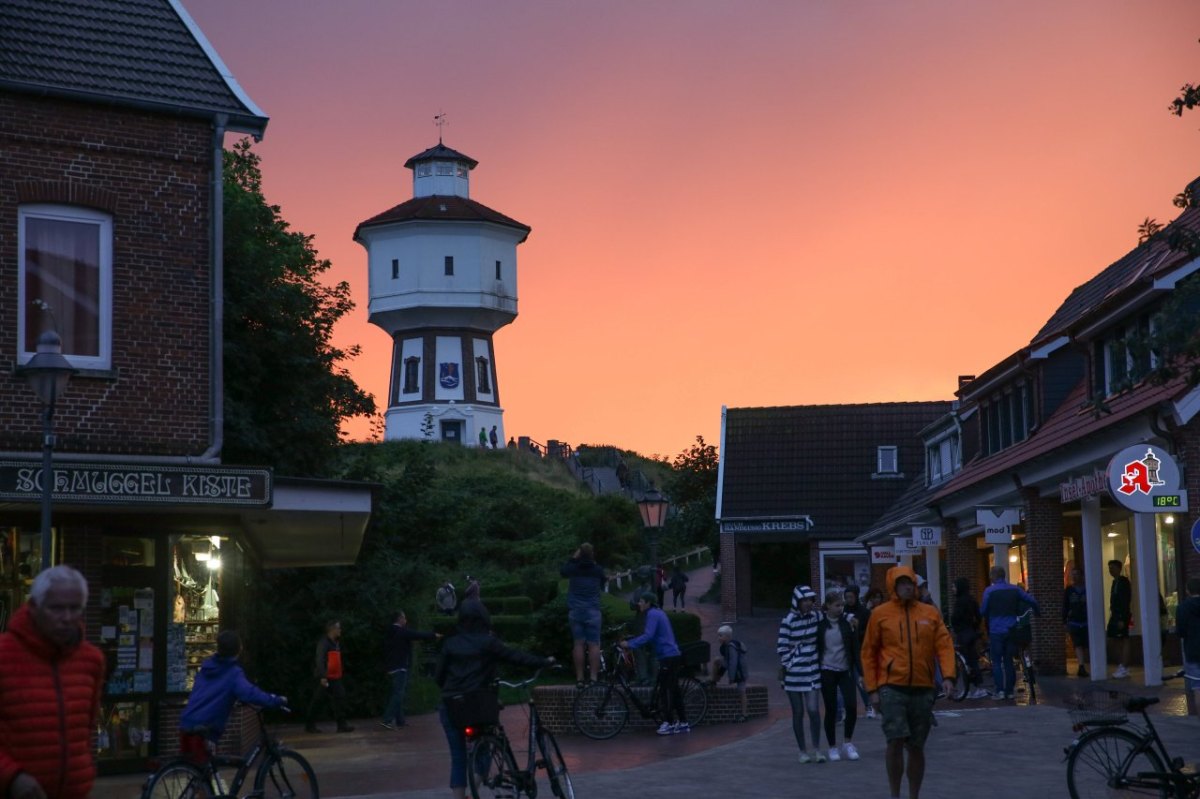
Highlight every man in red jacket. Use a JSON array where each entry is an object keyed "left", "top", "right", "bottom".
[{"left": 0, "top": 565, "right": 105, "bottom": 799}]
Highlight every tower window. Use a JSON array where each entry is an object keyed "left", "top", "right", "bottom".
[
  {"left": 403, "top": 357, "right": 420, "bottom": 394},
  {"left": 444, "top": 256, "right": 454, "bottom": 276},
  {"left": 476, "top": 356, "right": 491, "bottom": 394},
  {"left": 435, "top": 162, "right": 453, "bottom": 176},
  {"left": 456, "top": 163, "right": 469, "bottom": 178},
  {"left": 391, "top": 258, "right": 399, "bottom": 279},
  {"left": 416, "top": 163, "right": 432, "bottom": 177},
  {"left": 495, "top": 260, "right": 502, "bottom": 280}
]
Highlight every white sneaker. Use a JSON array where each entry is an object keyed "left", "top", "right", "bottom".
[
  {"left": 672, "top": 722, "right": 690, "bottom": 734},
  {"left": 967, "top": 688, "right": 990, "bottom": 700},
  {"left": 1112, "top": 666, "right": 1130, "bottom": 679},
  {"left": 865, "top": 706, "right": 876, "bottom": 719},
  {"left": 798, "top": 751, "right": 813, "bottom": 764},
  {"left": 828, "top": 747, "right": 841, "bottom": 762},
  {"left": 813, "top": 750, "right": 827, "bottom": 763},
  {"left": 992, "top": 691, "right": 1008, "bottom": 700},
  {"left": 656, "top": 722, "right": 674, "bottom": 735},
  {"left": 843, "top": 743, "right": 860, "bottom": 761}
]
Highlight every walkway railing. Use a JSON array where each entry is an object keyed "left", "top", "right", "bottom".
[{"left": 603, "top": 545, "right": 711, "bottom": 594}]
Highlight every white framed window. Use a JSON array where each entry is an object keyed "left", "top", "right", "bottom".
[
  {"left": 435, "top": 162, "right": 454, "bottom": 176},
  {"left": 456, "top": 163, "right": 469, "bottom": 178},
  {"left": 877, "top": 445, "right": 898, "bottom": 474},
  {"left": 18, "top": 204, "right": 112, "bottom": 369},
  {"left": 416, "top": 163, "right": 433, "bottom": 177}
]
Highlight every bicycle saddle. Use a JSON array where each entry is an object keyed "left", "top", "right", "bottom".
[{"left": 1125, "top": 696, "right": 1159, "bottom": 712}]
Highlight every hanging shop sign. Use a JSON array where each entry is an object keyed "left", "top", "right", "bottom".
[
  {"left": 893, "top": 536, "right": 921, "bottom": 554},
  {"left": 911, "top": 525, "right": 943, "bottom": 547},
  {"left": 977, "top": 507, "right": 1019, "bottom": 544},
  {"left": 0, "top": 461, "right": 272, "bottom": 506},
  {"left": 870, "top": 546, "right": 898, "bottom": 564},
  {"left": 1106, "top": 444, "right": 1188, "bottom": 514},
  {"left": 721, "top": 516, "right": 813, "bottom": 533}
]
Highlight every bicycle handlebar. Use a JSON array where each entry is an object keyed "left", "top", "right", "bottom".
[{"left": 496, "top": 664, "right": 562, "bottom": 691}]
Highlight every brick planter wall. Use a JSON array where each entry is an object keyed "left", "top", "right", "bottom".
[{"left": 532, "top": 684, "right": 769, "bottom": 736}]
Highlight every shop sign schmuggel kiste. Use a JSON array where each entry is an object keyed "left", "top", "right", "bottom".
[
  {"left": 1106, "top": 445, "right": 1188, "bottom": 514},
  {"left": 0, "top": 461, "right": 271, "bottom": 506}
]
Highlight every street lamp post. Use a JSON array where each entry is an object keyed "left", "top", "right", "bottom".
[
  {"left": 636, "top": 485, "right": 669, "bottom": 573},
  {"left": 22, "top": 330, "right": 76, "bottom": 570}
]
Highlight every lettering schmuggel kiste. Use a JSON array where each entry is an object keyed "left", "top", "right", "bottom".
[{"left": 0, "top": 462, "right": 271, "bottom": 506}]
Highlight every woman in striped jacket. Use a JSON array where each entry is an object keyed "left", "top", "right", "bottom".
[{"left": 777, "top": 584, "right": 823, "bottom": 763}]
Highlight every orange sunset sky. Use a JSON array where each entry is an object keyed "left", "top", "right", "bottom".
[{"left": 189, "top": 1, "right": 1199, "bottom": 459}]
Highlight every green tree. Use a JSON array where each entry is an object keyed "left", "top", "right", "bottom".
[
  {"left": 221, "top": 140, "right": 374, "bottom": 475},
  {"left": 664, "top": 435, "right": 719, "bottom": 552}
]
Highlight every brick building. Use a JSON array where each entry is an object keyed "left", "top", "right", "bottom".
[
  {"left": 715, "top": 402, "right": 950, "bottom": 620},
  {"left": 0, "top": 0, "right": 373, "bottom": 772}
]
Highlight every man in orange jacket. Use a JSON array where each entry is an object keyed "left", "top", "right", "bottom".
[{"left": 861, "top": 565, "right": 956, "bottom": 799}]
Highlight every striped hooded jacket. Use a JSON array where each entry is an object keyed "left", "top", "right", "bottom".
[{"left": 776, "top": 585, "right": 821, "bottom": 692}]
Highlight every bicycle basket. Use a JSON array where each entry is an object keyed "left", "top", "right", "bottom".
[{"left": 1064, "top": 688, "right": 1130, "bottom": 726}]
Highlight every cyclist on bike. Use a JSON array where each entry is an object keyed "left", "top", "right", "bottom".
[
  {"left": 436, "top": 598, "right": 554, "bottom": 799},
  {"left": 180, "top": 630, "right": 287, "bottom": 761},
  {"left": 620, "top": 592, "right": 689, "bottom": 735},
  {"left": 980, "top": 566, "right": 1040, "bottom": 700}
]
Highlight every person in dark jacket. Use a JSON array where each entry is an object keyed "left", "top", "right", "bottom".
[
  {"left": 669, "top": 567, "right": 689, "bottom": 609},
  {"left": 180, "top": 631, "right": 286, "bottom": 759},
  {"left": 816, "top": 591, "right": 863, "bottom": 762},
  {"left": 1108, "top": 560, "right": 1133, "bottom": 679},
  {"left": 1176, "top": 577, "right": 1200, "bottom": 713},
  {"left": 1063, "top": 568, "right": 1089, "bottom": 677},
  {"left": 842, "top": 585, "right": 875, "bottom": 719},
  {"left": 305, "top": 619, "right": 353, "bottom": 733},
  {"left": 951, "top": 578, "right": 988, "bottom": 699},
  {"left": 981, "top": 567, "right": 1040, "bottom": 700},
  {"left": 560, "top": 543, "right": 606, "bottom": 685},
  {"left": 436, "top": 600, "right": 554, "bottom": 799},
  {"left": 381, "top": 611, "right": 440, "bottom": 730},
  {"left": 0, "top": 565, "right": 105, "bottom": 799}
]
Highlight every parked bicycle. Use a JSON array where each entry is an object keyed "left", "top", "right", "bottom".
[
  {"left": 1064, "top": 683, "right": 1199, "bottom": 799},
  {"left": 142, "top": 705, "right": 316, "bottom": 799},
  {"left": 572, "top": 638, "right": 709, "bottom": 739},
  {"left": 464, "top": 667, "right": 573, "bottom": 799}
]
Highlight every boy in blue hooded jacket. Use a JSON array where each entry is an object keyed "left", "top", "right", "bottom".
[{"left": 180, "top": 630, "right": 286, "bottom": 760}]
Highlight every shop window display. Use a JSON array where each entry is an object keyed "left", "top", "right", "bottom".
[
  {"left": 0, "top": 527, "right": 59, "bottom": 628},
  {"left": 169, "top": 535, "right": 226, "bottom": 692}
]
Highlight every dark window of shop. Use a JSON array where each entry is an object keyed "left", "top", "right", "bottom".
[
  {"left": 476, "top": 356, "right": 491, "bottom": 393},
  {"left": 999, "top": 391, "right": 1014, "bottom": 449},
  {"left": 444, "top": 255, "right": 454, "bottom": 276},
  {"left": 391, "top": 258, "right": 399, "bottom": 279},
  {"left": 403, "top": 356, "right": 420, "bottom": 394},
  {"left": 495, "top": 260, "right": 502, "bottom": 280}
]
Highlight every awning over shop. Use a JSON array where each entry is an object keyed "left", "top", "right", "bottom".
[{"left": 239, "top": 477, "right": 374, "bottom": 568}]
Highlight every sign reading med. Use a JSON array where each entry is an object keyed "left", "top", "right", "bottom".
[
  {"left": 0, "top": 461, "right": 272, "bottom": 506},
  {"left": 1106, "top": 445, "right": 1188, "bottom": 514}
]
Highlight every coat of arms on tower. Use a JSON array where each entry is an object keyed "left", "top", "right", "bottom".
[{"left": 439, "top": 362, "right": 460, "bottom": 389}]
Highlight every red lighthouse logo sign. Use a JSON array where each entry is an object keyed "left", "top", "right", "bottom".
[{"left": 1116, "top": 448, "right": 1164, "bottom": 496}]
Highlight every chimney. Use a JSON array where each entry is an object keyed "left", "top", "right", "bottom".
[{"left": 957, "top": 375, "right": 976, "bottom": 391}]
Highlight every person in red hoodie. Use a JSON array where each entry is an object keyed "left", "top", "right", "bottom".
[
  {"left": 0, "top": 565, "right": 105, "bottom": 799},
  {"left": 861, "top": 565, "right": 955, "bottom": 799}
]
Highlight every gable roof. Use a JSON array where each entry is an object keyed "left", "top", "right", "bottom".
[
  {"left": 1031, "top": 204, "right": 1200, "bottom": 347},
  {"left": 354, "top": 195, "right": 531, "bottom": 241},
  {"left": 720, "top": 402, "right": 951, "bottom": 539},
  {"left": 0, "top": 0, "right": 267, "bottom": 135}
]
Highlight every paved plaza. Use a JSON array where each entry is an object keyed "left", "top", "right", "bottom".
[{"left": 94, "top": 565, "right": 1198, "bottom": 799}]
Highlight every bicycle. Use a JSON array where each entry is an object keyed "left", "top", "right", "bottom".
[
  {"left": 142, "top": 705, "right": 317, "bottom": 799},
  {"left": 571, "top": 639, "right": 709, "bottom": 739},
  {"left": 1012, "top": 609, "right": 1037, "bottom": 703},
  {"left": 950, "top": 636, "right": 993, "bottom": 701},
  {"left": 463, "top": 667, "right": 573, "bottom": 799},
  {"left": 1064, "top": 684, "right": 1200, "bottom": 799}
]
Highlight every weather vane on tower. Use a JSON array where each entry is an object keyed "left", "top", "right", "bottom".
[{"left": 434, "top": 111, "right": 448, "bottom": 143}]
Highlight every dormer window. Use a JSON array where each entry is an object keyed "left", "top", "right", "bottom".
[
  {"left": 926, "top": 432, "right": 961, "bottom": 486},
  {"left": 877, "top": 446, "right": 898, "bottom": 474}
]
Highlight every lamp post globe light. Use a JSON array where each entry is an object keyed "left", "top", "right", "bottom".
[
  {"left": 636, "top": 485, "right": 669, "bottom": 572},
  {"left": 23, "top": 330, "right": 76, "bottom": 570}
]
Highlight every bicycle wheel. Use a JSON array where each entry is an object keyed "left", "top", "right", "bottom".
[
  {"left": 255, "top": 750, "right": 319, "bottom": 799},
  {"left": 536, "top": 728, "right": 575, "bottom": 799},
  {"left": 1023, "top": 656, "right": 1037, "bottom": 704},
  {"left": 680, "top": 676, "right": 709, "bottom": 726},
  {"left": 951, "top": 653, "right": 969, "bottom": 701},
  {"left": 468, "top": 733, "right": 522, "bottom": 799},
  {"left": 1066, "top": 727, "right": 1168, "bottom": 799},
  {"left": 143, "top": 760, "right": 209, "bottom": 799},
  {"left": 572, "top": 681, "right": 629, "bottom": 740}
]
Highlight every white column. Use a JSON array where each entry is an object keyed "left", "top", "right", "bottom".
[
  {"left": 925, "top": 546, "right": 942, "bottom": 609},
  {"left": 1081, "top": 496, "right": 1106, "bottom": 681},
  {"left": 1132, "top": 513, "right": 1162, "bottom": 686},
  {"left": 992, "top": 544, "right": 1007, "bottom": 571}
]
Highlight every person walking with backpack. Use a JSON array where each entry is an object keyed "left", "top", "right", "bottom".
[{"left": 778, "top": 585, "right": 823, "bottom": 763}]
